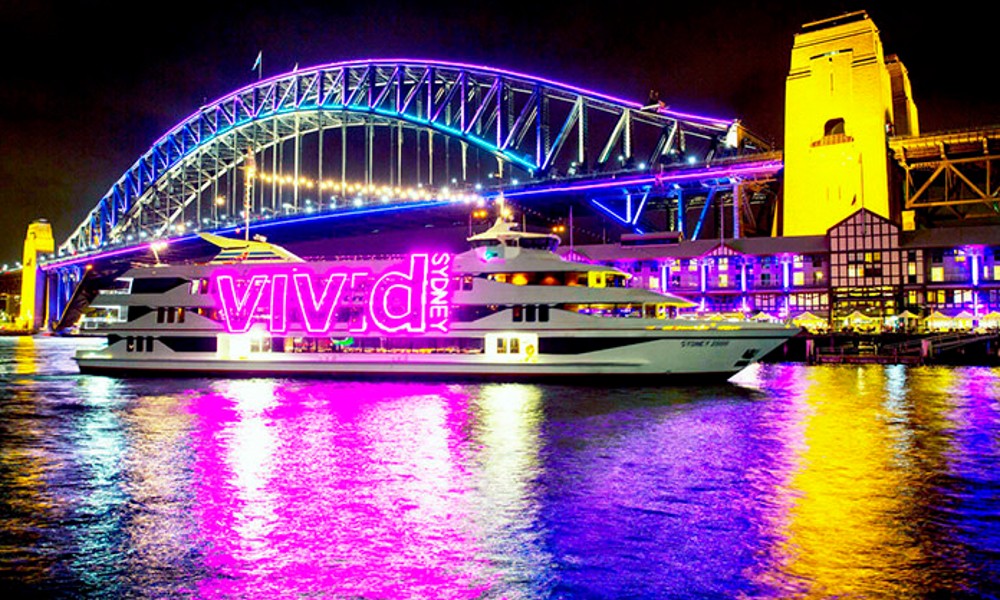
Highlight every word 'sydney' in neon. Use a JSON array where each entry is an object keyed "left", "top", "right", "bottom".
[{"left": 212, "top": 253, "right": 452, "bottom": 335}]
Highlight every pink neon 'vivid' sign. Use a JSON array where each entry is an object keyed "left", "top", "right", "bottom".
[{"left": 212, "top": 253, "right": 452, "bottom": 335}]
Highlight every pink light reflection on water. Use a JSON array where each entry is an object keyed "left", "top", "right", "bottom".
[{"left": 185, "top": 379, "right": 494, "bottom": 598}]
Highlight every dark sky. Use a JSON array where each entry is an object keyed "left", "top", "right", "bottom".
[{"left": 1, "top": 1, "right": 996, "bottom": 263}]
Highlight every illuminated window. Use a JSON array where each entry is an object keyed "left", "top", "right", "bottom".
[
  {"left": 719, "top": 274, "right": 729, "bottom": 288},
  {"left": 813, "top": 272, "right": 824, "bottom": 284},
  {"left": 718, "top": 257, "right": 728, "bottom": 271},
  {"left": 931, "top": 267, "right": 944, "bottom": 282},
  {"left": 793, "top": 271, "right": 805, "bottom": 286},
  {"left": 688, "top": 260, "right": 698, "bottom": 272},
  {"left": 994, "top": 265, "right": 1000, "bottom": 280},
  {"left": 908, "top": 263, "right": 917, "bottom": 275}
]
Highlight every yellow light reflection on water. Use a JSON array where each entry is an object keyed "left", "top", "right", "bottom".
[
  {"left": 764, "top": 365, "right": 926, "bottom": 597},
  {"left": 12, "top": 335, "right": 38, "bottom": 375}
]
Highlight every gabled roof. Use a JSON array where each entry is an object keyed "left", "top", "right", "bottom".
[{"left": 826, "top": 208, "right": 897, "bottom": 234}]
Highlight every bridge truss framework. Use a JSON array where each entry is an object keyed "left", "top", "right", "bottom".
[{"left": 58, "top": 59, "right": 769, "bottom": 257}]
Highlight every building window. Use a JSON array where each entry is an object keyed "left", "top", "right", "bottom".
[
  {"left": 719, "top": 274, "right": 729, "bottom": 288},
  {"left": 931, "top": 267, "right": 944, "bottom": 282},
  {"left": 824, "top": 118, "right": 846, "bottom": 136}
]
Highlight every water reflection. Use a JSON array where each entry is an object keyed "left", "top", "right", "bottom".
[
  {"left": 1, "top": 337, "right": 999, "bottom": 598},
  {"left": 743, "top": 364, "right": 1000, "bottom": 598},
  {"left": 186, "top": 380, "right": 491, "bottom": 598}
]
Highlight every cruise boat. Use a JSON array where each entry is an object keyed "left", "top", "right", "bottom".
[{"left": 74, "top": 220, "right": 798, "bottom": 379}]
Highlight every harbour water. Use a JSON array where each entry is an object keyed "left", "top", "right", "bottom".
[{"left": 1, "top": 336, "right": 998, "bottom": 599}]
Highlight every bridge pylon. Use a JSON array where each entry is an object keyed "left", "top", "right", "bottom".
[
  {"left": 782, "top": 11, "right": 919, "bottom": 236},
  {"left": 17, "top": 220, "right": 54, "bottom": 332}
]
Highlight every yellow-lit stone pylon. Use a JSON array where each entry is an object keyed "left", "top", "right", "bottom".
[
  {"left": 17, "top": 220, "right": 54, "bottom": 331},
  {"left": 782, "top": 11, "right": 919, "bottom": 236}
]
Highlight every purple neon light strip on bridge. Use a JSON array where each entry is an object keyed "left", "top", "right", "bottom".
[{"left": 493, "top": 160, "right": 784, "bottom": 198}]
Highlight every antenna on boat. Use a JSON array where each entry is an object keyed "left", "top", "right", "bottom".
[{"left": 243, "top": 146, "right": 256, "bottom": 242}]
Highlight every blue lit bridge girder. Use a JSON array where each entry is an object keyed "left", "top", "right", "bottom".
[{"left": 58, "top": 59, "right": 769, "bottom": 257}]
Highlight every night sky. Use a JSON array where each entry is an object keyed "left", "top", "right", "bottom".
[{"left": 1, "top": 1, "right": 996, "bottom": 264}]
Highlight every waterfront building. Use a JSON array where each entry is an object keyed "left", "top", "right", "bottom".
[
  {"left": 563, "top": 10, "right": 998, "bottom": 335},
  {"left": 569, "top": 208, "right": 1000, "bottom": 332}
]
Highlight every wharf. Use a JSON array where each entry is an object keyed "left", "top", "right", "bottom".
[{"left": 0, "top": 329, "right": 32, "bottom": 337}]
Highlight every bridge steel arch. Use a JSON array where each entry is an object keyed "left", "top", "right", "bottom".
[{"left": 59, "top": 59, "right": 752, "bottom": 257}]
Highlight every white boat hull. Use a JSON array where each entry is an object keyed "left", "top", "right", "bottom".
[{"left": 75, "top": 334, "right": 790, "bottom": 379}]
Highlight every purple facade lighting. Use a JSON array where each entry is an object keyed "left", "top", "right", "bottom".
[{"left": 212, "top": 253, "right": 453, "bottom": 336}]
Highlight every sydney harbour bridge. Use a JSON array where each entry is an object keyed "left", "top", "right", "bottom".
[{"left": 31, "top": 59, "right": 783, "bottom": 327}]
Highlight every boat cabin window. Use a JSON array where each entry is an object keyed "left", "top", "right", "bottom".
[
  {"left": 565, "top": 303, "right": 645, "bottom": 318},
  {"left": 156, "top": 307, "right": 186, "bottom": 324},
  {"left": 131, "top": 277, "right": 188, "bottom": 295},
  {"left": 510, "top": 304, "right": 550, "bottom": 322},
  {"left": 487, "top": 333, "right": 539, "bottom": 360},
  {"left": 519, "top": 237, "right": 559, "bottom": 252}
]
